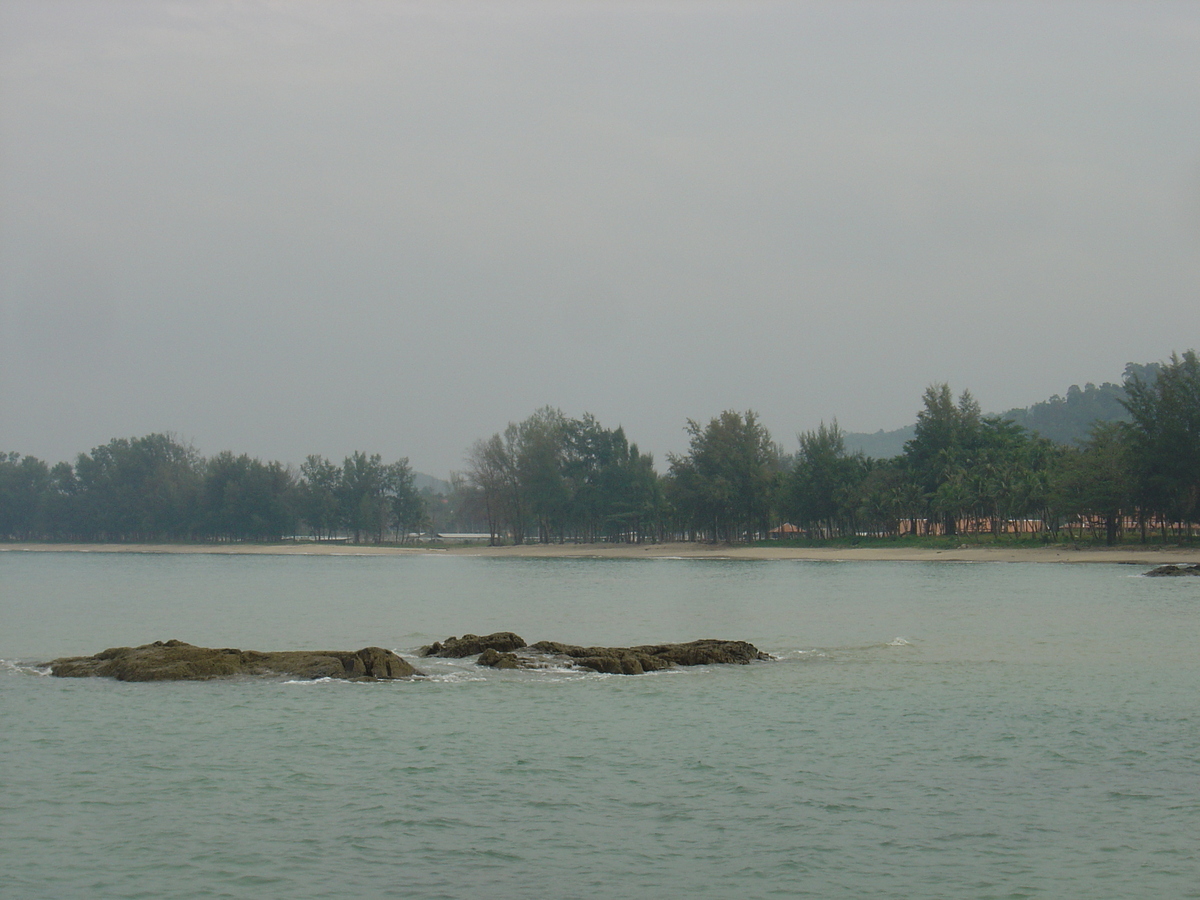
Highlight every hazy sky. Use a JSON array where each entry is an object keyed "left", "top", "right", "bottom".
[{"left": 2, "top": 1, "right": 1198, "bottom": 477}]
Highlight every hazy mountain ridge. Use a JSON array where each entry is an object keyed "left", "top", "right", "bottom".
[
  {"left": 413, "top": 472, "right": 451, "bottom": 494},
  {"left": 843, "top": 362, "right": 1159, "bottom": 459},
  {"left": 841, "top": 425, "right": 918, "bottom": 460}
]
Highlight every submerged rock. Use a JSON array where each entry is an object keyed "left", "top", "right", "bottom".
[
  {"left": 421, "top": 632, "right": 526, "bottom": 658},
  {"left": 1143, "top": 564, "right": 1200, "bottom": 577},
  {"left": 49, "top": 640, "right": 422, "bottom": 681}
]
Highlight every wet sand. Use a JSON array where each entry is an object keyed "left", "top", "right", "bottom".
[{"left": 3, "top": 541, "right": 1196, "bottom": 565}]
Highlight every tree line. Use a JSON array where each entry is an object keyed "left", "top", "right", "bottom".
[
  {"left": 0, "top": 439, "right": 425, "bottom": 543},
  {"left": 2, "top": 351, "right": 1196, "bottom": 545},
  {"left": 457, "top": 352, "right": 1197, "bottom": 545}
]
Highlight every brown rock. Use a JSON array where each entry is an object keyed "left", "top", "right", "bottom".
[
  {"left": 420, "top": 632, "right": 526, "bottom": 657},
  {"left": 49, "top": 640, "right": 421, "bottom": 681},
  {"left": 476, "top": 648, "right": 545, "bottom": 669},
  {"left": 529, "top": 639, "right": 770, "bottom": 674},
  {"left": 635, "top": 639, "right": 771, "bottom": 666},
  {"left": 1144, "top": 564, "right": 1200, "bottom": 577}
]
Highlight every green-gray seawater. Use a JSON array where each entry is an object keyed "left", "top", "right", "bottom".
[{"left": 2, "top": 551, "right": 1198, "bottom": 899}]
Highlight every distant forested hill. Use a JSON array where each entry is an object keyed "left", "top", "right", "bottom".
[
  {"left": 413, "top": 472, "right": 451, "bottom": 494},
  {"left": 841, "top": 425, "right": 916, "bottom": 459},
  {"left": 998, "top": 382, "right": 1128, "bottom": 446},
  {"left": 843, "top": 361, "right": 1161, "bottom": 457}
]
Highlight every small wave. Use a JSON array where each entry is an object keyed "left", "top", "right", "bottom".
[
  {"left": 1, "top": 659, "right": 52, "bottom": 676},
  {"left": 282, "top": 675, "right": 423, "bottom": 686},
  {"left": 646, "top": 554, "right": 735, "bottom": 561},
  {"left": 771, "top": 649, "right": 828, "bottom": 661},
  {"left": 417, "top": 671, "right": 490, "bottom": 683},
  {"left": 886, "top": 637, "right": 912, "bottom": 647}
]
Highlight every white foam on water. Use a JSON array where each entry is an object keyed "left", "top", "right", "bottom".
[
  {"left": 403, "top": 652, "right": 695, "bottom": 683},
  {"left": 772, "top": 648, "right": 828, "bottom": 661},
  {"left": 647, "top": 555, "right": 735, "bottom": 561},
  {"left": 416, "top": 670, "right": 490, "bottom": 683},
  {"left": 411, "top": 654, "right": 495, "bottom": 682},
  {"left": 1, "top": 659, "right": 51, "bottom": 676},
  {"left": 539, "top": 672, "right": 615, "bottom": 684}
]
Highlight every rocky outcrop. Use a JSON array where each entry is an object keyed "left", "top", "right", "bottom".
[
  {"left": 476, "top": 648, "right": 545, "bottom": 670},
  {"left": 421, "top": 632, "right": 526, "bottom": 658},
  {"left": 530, "top": 639, "right": 771, "bottom": 674},
  {"left": 49, "top": 640, "right": 421, "bottom": 681},
  {"left": 451, "top": 636, "right": 771, "bottom": 674},
  {"left": 51, "top": 635, "right": 770, "bottom": 681},
  {"left": 637, "top": 639, "right": 771, "bottom": 666},
  {"left": 529, "top": 642, "right": 673, "bottom": 674},
  {"left": 351, "top": 646, "right": 422, "bottom": 678},
  {"left": 1143, "top": 564, "right": 1200, "bottom": 577}
]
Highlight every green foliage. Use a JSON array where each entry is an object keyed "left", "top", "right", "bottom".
[
  {"left": 465, "top": 430, "right": 522, "bottom": 545},
  {"left": 388, "top": 459, "right": 427, "bottom": 540},
  {"left": 297, "top": 455, "right": 340, "bottom": 540},
  {"left": 201, "top": 451, "right": 296, "bottom": 541},
  {"left": 294, "top": 451, "right": 426, "bottom": 544},
  {"left": 0, "top": 433, "right": 426, "bottom": 545},
  {"left": 1048, "top": 423, "right": 1132, "bottom": 545},
  {"left": 667, "top": 410, "right": 779, "bottom": 542},
  {"left": 517, "top": 407, "right": 571, "bottom": 544},
  {"left": 562, "top": 415, "right": 661, "bottom": 543},
  {"left": 0, "top": 452, "right": 52, "bottom": 539},
  {"left": 904, "top": 385, "right": 981, "bottom": 535},
  {"left": 1123, "top": 351, "right": 1200, "bottom": 527},
  {"left": 3, "top": 352, "right": 1196, "bottom": 547},
  {"left": 466, "top": 409, "right": 664, "bottom": 544},
  {"left": 784, "top": 421, "right": 869, "bottom": 537},
  {"left": 72, "top": 434, "right": 202, "bottom": 540}
]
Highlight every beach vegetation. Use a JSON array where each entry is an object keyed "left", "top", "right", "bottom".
[
  {"left": 2, "top": 352, "right": 1197, "bottom": 546},
  {"left": 783, "top": 420, "right": 868, "bottom": 539},
  {"left": 466, "top": 409, "right": 664, "bottom": 544},
  {"left": 666, "top": 410, "right": 780, "bottom": 542},
  {"left": 1122, "top": 350, "right": 1200, "bottom": 539}
]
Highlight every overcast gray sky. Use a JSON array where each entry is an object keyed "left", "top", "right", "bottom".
[{"left": 2, "top": 1, "right": 1198, "bottom": 477}]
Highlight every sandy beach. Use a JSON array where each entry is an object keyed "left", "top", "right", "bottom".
[{"left": 3, "top": 541, "right": 1196, "bottom": 565}]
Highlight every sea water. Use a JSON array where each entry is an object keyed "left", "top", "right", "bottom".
[{"left": 1, "top": 551, "right": 1197, "bottom": 899}]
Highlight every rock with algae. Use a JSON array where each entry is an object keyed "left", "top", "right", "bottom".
[
  {"left": 420, "top": 632, "right": 527, "bottom": 658},
  {"left": 476, "top": 648, "right": 546, "bottom": 669},
  {"left": 49, "top": 639, "right": 422, "bottom": 681},
  {"left": 451, "top": 635, "right": 772, "bottom": 674},
  {"left": 1143, "top": 564, "right": 1200, "bottom": 577},
  {"left": 530, "top": 639, "right": 772, "bottom": 674}
]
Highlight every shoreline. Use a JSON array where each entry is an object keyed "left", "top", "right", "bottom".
[{"left": 3, "top": 541, "right": 1196, "bottom": 565}]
